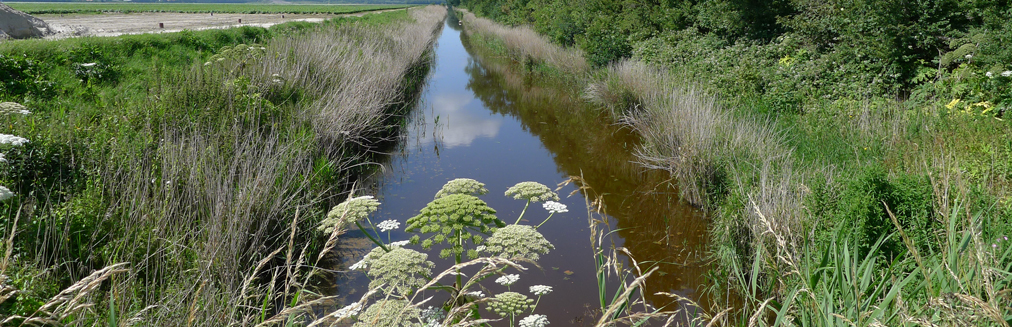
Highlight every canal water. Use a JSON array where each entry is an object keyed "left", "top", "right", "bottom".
[{"left": 333, "top": 10, "right": 712, "bottom": 324}]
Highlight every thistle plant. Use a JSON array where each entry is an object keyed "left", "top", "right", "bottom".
[
  {"left": 405, "top": 193, "right": 505, "bottom": 260},
  {"left": 434, "top": 178, "right": 489, "bottom": 199},
  {"left": 505, "top": 182, "right": 560, "bottom": 224},
  {"left": 483, "top": 225, "right": 554, "bottom": 261},
  {"left": 354, "top": 299, "right": 422, "bottom": 327}
]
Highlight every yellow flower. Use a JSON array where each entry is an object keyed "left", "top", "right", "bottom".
[{"left": 945, "top": 99, "right": 961, "bottom": 109}]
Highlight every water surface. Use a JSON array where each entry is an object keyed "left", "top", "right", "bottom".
[{"left": 333, "top": 11, "right": 712, "bottom": 324}]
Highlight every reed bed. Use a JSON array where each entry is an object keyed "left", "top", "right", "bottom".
[
  {"left": 1, "top": 6, "right": 446, "bottom": 325},
  {"left": 458, "top": 9, "right": 587, "bottom": 74}
]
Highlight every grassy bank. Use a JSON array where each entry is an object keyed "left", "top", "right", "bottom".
[
  {"left": 0, "top": 6, "right": 445, "bottom": 325},
  {"left": 455, "top": 3, "right": 1012, "bottom": 326},
  {"left": 7, "top": 2, "right": 410, "bottom": 15}
]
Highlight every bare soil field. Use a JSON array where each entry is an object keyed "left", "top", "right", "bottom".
[{"left": 38, "top": 10, "right": 395, "bottom": 38}]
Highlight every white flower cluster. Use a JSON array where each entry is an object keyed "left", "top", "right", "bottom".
[
  {"left": 333, "top": 302, "right": 362, "bottom": 319},
  {"left": 0, "top": 186, "right": 14, "bottom": 202},
  {"left": 542, "top": 201, "right": 568, "bottom": 214},
  {"left": 465, "top": 291, "right": 486, "bottom": 299},
  {"left": 389, "top": 240, "right": 410, "bottom": 247},
  {"left": 421, "top": 306, "right": 446, "bottom": 327},
  {"left": 0, "top": 134, "right": 29, "bottom": 146},
  {"left": 519, "top": 314, "right": 550, "bottom": 327},
  {"left": 0, "top": 153, "right": 5, "bottom": 163},
  {"left": 0, "top": 102, "right": 30, "bottom": 115},
  {"left": 529, "top": 285, "right": 552, "bottom": 296},
  {"left": 495, "top": 274, "right": 520, "bottom": 286},
  {"left": 1003, "top": 71, "right": 1012, "bottom": 77},
  {"left": 377, "top": 219, "right": 400, "bottom": 232}
]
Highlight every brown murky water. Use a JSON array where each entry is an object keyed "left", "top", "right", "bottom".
[{"left": 332, "top": 10, "right": 713, "bottom": 325}]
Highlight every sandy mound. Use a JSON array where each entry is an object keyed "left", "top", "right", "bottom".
[{"left": 0, "top": 3, "right": 51, "bottom": 39}]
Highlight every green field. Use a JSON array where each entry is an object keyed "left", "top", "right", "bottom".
[{"left": 5, "top": 2, "right": 412, "bottom": 14}]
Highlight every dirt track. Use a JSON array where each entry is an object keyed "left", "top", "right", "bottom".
[{"left": 37, "top": 9, "right": 401, "bottom": 39}]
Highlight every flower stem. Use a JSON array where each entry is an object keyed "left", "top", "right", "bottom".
[
  {"left": 514, "top": 199, "right": 531, "bottom": 225},
  {"left": 356, "top": 221, "right": 389, "bottom": 252},
  {"left": 535, "top": 212, "right": 555, "bottom": 229}
]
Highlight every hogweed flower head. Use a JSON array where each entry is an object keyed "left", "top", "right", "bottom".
[
  {"left": 0, "top": 102, "right": 29, "bottom": 115},
  {"left": 406, "top": 194, "right": 504, "bottom": 259},
  {"left": 505, "top": 182, "right": 559, "bottom": 202},
  {"left": 420, "top": 306, "right": 446, "bottom": 327},
  {"left": 1003, "top": 70, "right": 1012, "bottom": 77},
  {"left": 487, "top": 292, "right": 533, "bottom": 318},
  {"left": 367, "top": 247, "right": 434, "bottom": 296},
  {"left": 378, "top": 219, "right": 401, "bottom": 232},
  {"left": 0, "top": 134, "right": 29, "bottom": 146},
  {"left": 542, "top": 201, "right": 568, "bottom": 214},
  {"left": 495, "top": 274, "right": 520, "bottom": 286},
  {"left": 529, "top": 285, "right": 552, "bottom": 296},
  {"left": 354, "top": 299, "right": 421, "bottom": 327},
  {"left": 319, "top": 195, "right": 380, "bottom": 233},
  {"left": 434, "top": 178, "right": 489, "bottom": 199},
  {"left": 484, "top": 225, "right": 554, "bottom": 261},
  {"left": 519, "top": 314, "right": 550, "bottom": 327}
]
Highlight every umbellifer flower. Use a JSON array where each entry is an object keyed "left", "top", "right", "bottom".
[
  {"left": 484, "top": 225, "right": 554, "bottom": 261},
  {"left": 542, "top": 201, "right": 568, "bottom": 214},
  {"left": 367, "top": 247, "right": 435, "bottom": 296},
  {"left": 0, "top": 186, "right": 14, "bottom": 202},
  {"left": 487, "top": 292, "right": 533, "bottom": 318},
  {"left": 319, "top": 195, "right": 380, "bottom": 233},
  {"left": 354, "top": 299, "right": 421, "bottom": 327},
  {"left": 529, "top": 285, "right": 552, "bottom": 296},
  {"left": 0, "top": 102, "right": 30, "bottom": 115},
  {"left": 519, "top": 314, "right": 550, "bottom": 327},
  {"left": 378, "top": 219, "right": 401, "bottom": 232},
  {"left": 434, "top": 178, "right": 489, "bottom": 199},
  {"left": 505, "top": 182, "right": 560, "bottom": 202},
  {"left": 495, "top": 274, "right": 519, "bottom": 286}
]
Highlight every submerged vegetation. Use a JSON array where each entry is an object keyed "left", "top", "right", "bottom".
[
  {"left": 1, "top": 6, "right": 446, "bottom": 325},
  {"left": 456, "top": 1, "right": 1012, "bottom": 325}
]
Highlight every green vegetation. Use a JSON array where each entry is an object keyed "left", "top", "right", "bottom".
[
  {"left": 455, "top": 1, "right": 1012, "bottom": 325},
  {"left": 1, "top": 6, "right": 446, "bottom": 325},
  {"left": 7, "top": 2, "right": 409, "bottom": 15},
  {"left": 322, "top": 177, "right": 684, "bottom": 326}
]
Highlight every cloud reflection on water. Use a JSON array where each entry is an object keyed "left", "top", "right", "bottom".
[{"left": 419, "top": 92, "right": 502, "bottom": 148}]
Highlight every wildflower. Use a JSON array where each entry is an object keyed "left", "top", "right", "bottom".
[
  {"left": 542, "top": 201, "right": 568, "bottom": 214},
  {"left": 505, "top": 182, "right": 560, "bottom": 202},
  {"left": 484, "top": 225, "right": 554, "bottom": 261},
  {"left": 987, "top": 71, "right": 994, "bottom": 78},
  {"left": 0, "top": 134, "right": 28, "bottom": 146},
  {"left": 0, "top": 102, "right": 30, "bottom": 115},
  {"left": 390, "top": 240, "right": 410, "bottom": 247},
  {"left": 333, "top": 302, "right": 362, "bottom": 319},
  {"left": 354, "top": 299, "right": 421, "bottom": 327},
  {"left": 0, "top": 153, "right": 5, "bottom": 163},
  {"left": 465, "top": 291, "right": 486, "bottom": 299},
  {"left": 519, "top": 314, "right": 550, "bottom": 327},
  {"left": 349, "top": 258, "right": 368, "bottom": 271},
  {"left": 945, "top": 99, "right": 961, "bottom": 110},
  {"left": 487, "top": 292, "right": 533, "bottom": 318},
  {"left": 495, "top": 274, "right": 520, "bottom": 286},
  {"left": 434, "top": 178, "right": 489, "bottom": 199},
  {"left": 421, "top": 306, "right": 446, "bottom": 327},
  {"left": 993, "top": 244, "right": 998, "bottom": 248},
  {"left": 475, "top": 245, "right": 486, "bottom": 252},
  {"left": 0, "top": 186, "right": 14, "bottom": 202},
  {"left": 529, "top": 285, "right": 552, "bottom": 296},
  {"left": 406, "top": 194, "right": 504, "bottom": 259},
  {"left": 1003, "top": 71, "right": 1012, "bottom": 77},
  {"left": 318, "top": 195, "right": 380, "bottom": 233},
  {"left": 367, "top": 247, "right": 435, "bottom": 296},
  {"left": 378, "top": 219, "right": 401, "bottom": 232}
]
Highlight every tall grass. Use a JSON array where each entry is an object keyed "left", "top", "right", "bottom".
[
  {"left": 457, "top": 9, "right": 587, "bottom": 74},
  {"left": 0, "top": 6, "right": 447, "bottom": 325}
]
